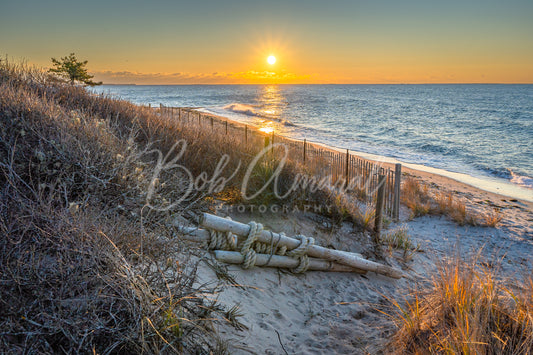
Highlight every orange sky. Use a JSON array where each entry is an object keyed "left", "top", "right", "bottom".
[{"left": 1, "top": 0, "right": 532, "bottom": 84}]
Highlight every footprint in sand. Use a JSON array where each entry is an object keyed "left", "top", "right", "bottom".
[{"left": 272, "top": 309, "right": 284, "bottom": 320}]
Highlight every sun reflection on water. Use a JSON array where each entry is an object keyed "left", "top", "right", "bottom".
[
  {"left": 255, "top": 85, "right": 289, "bottom": 135},
  {"left": 258, "top": 126, "right": 274, "bottom": 134}
]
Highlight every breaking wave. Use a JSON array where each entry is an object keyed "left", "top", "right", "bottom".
[
  {"left": 509, "top": 170, "right": 533, "bottom": 189},
  {"left": 222, "top": 103, "right": 295, "bottom": 126},
  {"left": 223, "top": 103, "right": 259, "bottom": 117}
]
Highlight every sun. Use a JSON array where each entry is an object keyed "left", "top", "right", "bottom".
[{"left": 267, "top": 55, "right": 276, "bottom": 65}]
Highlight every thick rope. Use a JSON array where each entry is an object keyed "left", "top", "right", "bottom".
[
  {"left": 292, "top": 255, "right": 310, "bottom": 274},
  {"left": 286, "top": 235, "right": 315, "bottom": 257},
  {"left": 240, "top": 221, "right": 263, "bottom": 269},
  {"left": 286, "top": 235, "right": 314, "bottom": 273},
  {"left": 207, "top": 230, "right": 237, "bottom": 251},
  {"left": 205, "top": 222, "right": 315, "bottom": 273},
  {"left": 253, "top": 232, "right": 286, "bottom": 256}
]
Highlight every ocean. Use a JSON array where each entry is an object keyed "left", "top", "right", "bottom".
[{"left": 91, "top": 84, "right": 533, "bottom": 201}]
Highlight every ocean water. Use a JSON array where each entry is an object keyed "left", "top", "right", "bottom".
[{"left": 92, "top": 84, "right": 533, "bottom": 200}]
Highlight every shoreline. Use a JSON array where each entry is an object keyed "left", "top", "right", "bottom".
[{"left": 192, "top": 107, "right": 533, "bottom": 211}]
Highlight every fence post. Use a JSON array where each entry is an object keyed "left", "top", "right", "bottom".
[
  {"left": 211, "top": 116, "right": 214, "bottom": 130},
  {"left": 178, "top": 108, "right": 181, "bottom": 120},
  {"left": 245, "top": 125, "right": 248, "bottom": 143},
  {"left": 373, "top": 173, "right": 386, "bottom": 243},
  {"left": 303, "top": 139, "right": 307, "bottom": 164},
  {"left": 148, "top": 103, "right": 151, "bottom": 109},
  {"left": 225, "top": 120, "right": 228, "bottom": 134},
  {"left": 345, "top": 149, "right": 349, "bottom": 187},
  {"left": 393, "top": 163, "right": 402, "bottom": 222}
]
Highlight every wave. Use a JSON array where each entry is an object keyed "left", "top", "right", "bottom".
[
  {"left": 223, "top": 103, "right": 259, "bottom": 117},
  {"left": 509, "top": 170, "right": 533, "bottom": 189},
  {"left": 222, "top": 103, "right": 295, "bottom": 126}
]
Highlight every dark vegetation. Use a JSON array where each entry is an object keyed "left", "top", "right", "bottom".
[{"left": 0, "top": 59, "right": 249, "bottom": 353}]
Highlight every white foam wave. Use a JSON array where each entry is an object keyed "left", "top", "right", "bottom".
[
  {"left": 509, "top": 170, "right": 533, "bottom": 189},
  {"left": 222, "top": 103, "right": 295, "bottom": 126},
  {"left": 223, "top": 103, "right": 259, "bottom": 117}
]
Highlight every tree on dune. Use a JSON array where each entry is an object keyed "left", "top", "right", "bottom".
[{"left": 49, "top": 53, "right": 102, "bottom": 86}]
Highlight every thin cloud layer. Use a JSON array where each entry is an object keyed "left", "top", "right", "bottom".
[{"left": 92, "top": 70, "right": 313, "bottom": 84}]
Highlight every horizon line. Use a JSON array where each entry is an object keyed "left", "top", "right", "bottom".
[{"left": 100, "top": 82, "right": 533, "bottom": 86}]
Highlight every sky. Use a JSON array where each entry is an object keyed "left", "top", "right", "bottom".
[{"left": 1, "top": 0, "right": 532, "bottom": 84}]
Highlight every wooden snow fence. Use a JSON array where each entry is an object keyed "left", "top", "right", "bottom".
[
  {"left": 158, "top": 106, "right": 402, "bottom": 221},
  {"left": 175, "top": 213, "right": 404, "bottom": 279}
]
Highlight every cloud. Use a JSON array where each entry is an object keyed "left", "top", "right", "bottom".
[{"left": 92, "top": 70, "right": 313, "bottom": 84}]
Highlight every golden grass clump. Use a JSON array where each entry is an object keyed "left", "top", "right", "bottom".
[
  {"left": 401, "top": 177, "right": 432, "bottom": 218},
  {"left": 311, "top": 190, "right": 378, "bottom": 232},
  {"left": 388, "top": 259, "right": 533, "bottom": 354},
  {"left": 434, "top": 192, "right": 477, "bottom": 226},
  {"left": 402, "top": 178, "right": 502, "bottom": 227},
  {"left": 481, "top": 208, "right": 504, "bottom": 228}
]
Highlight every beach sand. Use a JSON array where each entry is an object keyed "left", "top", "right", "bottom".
[{"left": 178, "top": 108, "right": 532, "bottom": 354}]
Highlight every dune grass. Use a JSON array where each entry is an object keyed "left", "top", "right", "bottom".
[
  {"left": 387, "top": 258, "right": 533, "bottom": 354},
  {"left": 401, "top": 177, "right": 432, "bottom": 218},
  {"left": 380, "top": 225, "right": 419, "bottom": 261},
  {"left": 0, "top": 59, "right": 251, "bottom": 353},
  {"left": 401, "top": 177, "right": 502, "bottom": 227}
]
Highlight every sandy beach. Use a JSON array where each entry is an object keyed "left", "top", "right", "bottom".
[{"left": 176, "top": 108, "right": 533, "bottom": 354}]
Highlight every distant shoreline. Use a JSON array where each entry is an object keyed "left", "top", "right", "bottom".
[{"left": 92, "top": 84, "right": 532, "bottom": 204}]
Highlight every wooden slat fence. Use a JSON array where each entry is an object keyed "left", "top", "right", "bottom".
[{"left": 158, "top": 105, "right": 401, "bottom": 220}]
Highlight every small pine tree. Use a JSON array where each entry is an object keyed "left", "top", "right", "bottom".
[{"left": 49, "top": 53, "right": 102, "bottom": 86}]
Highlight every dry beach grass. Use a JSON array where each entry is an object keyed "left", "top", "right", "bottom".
[
  {"left": 0, "top": 60, "right": 247, "bottom": 353},
  {"left": 388, "top": 258, "right": 533, "bottom": 354}
]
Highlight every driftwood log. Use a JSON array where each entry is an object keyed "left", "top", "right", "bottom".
[
  {"left": 178, "top": 213, "right": 404, "bottom": 279},
  {"left": 214, "top": 251, "right": 366, "bottom": 273}
]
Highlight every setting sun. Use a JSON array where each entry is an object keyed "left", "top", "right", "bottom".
[{"left": 267, "top": 55, "right": 276, "bottom": 65}]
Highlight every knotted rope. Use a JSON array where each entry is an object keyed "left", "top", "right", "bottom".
[
  {"left": 240, "top": 221, "right": 263, "bottom": 269},
  {"left": 253, "top": 231, "right": 287, "bottom": 256},
  {"left": 286, "top": 235, "right": 315, "bottom": 273},
  {"left": 207, "top": 229, "right": 238, "bottom": 251},
  {"left": 205, "top": 221, "right": 315, "bottom": 273}
]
